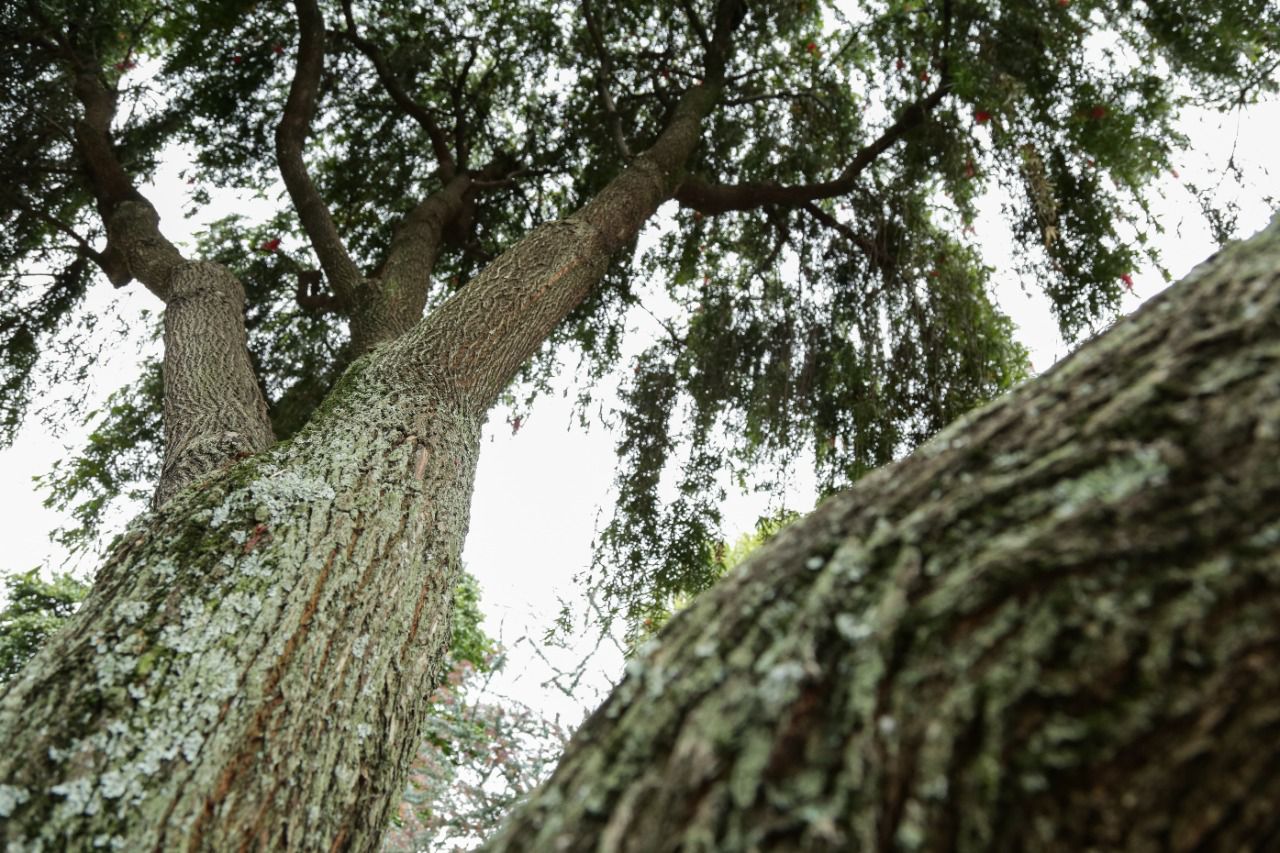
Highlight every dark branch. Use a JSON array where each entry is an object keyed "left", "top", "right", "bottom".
[
  {"left": 450, "top": 44, "right": 479, "bottom": 171},
  {"left": 338, "top": 0, "right": 456, "bottom": 177},
  {"left": 276, "top": 0, "right": 363, "bottom": 302},
  {"left": 294, "top": 269, "right": 342, "bottom": 313},
  {"left": 703, "top": 0, "right": 746, "bottom": 85},
  {"left": 678, "top": 0, "right": 713, "bottom": 54},
  {"left": 14, "top": 195, "right": 129, "bottom": 286},
  {"left": 802, "top": 202, "right": 873, "bottom": 256},
  {"left": 675, "top": 83, "right": 948, "bottom": 215},
  {"left": 724, "top": 88, "right": 830, "bottom": 109},
  {"left": 581, "top": 0, "right": 633, "bottom": 159}
]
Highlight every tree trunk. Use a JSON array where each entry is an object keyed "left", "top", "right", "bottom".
[
  {"left": 482, "top": 215, "right": 1280, "bottom": 852},
  {"left": 0, "top": 77, "right": 726, "bottom": 852},
  {"left": 157, "top": 261, "right": 276, "bottom": 506}
]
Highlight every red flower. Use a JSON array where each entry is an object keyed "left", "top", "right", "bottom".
[
  {"left": 964, "top": 159, "right": 976, "bottom": 178},
  {"left": 974, "top": 109, "right": 992, "bottom": 124},
  {"left": 806, "top": 41, "right": 818, "bottom": 54},
  {"left": 509, "top": 415, "right": 523, "bottom": 435},
  {"left": 1058, "top": 0, "right": 1069, "bottom": 6},
  {"left": 919, "top": 71, "right": 930, "bottom": 82},
  {"left": 1089, "top": 105, "right": 1107, "bottom": 120},
  {"left": 1120, "top": 273, "right": 1135, "bottom": 291},
  {"left": 259, "top": 238, "right": 281, "bottom": 252},
  {"left": 272, "top": 43, "right": 285, "bottom": 56},
  {"left": 232, "top": 54, "right": 243, "bottom": 64},
  {"left": 113, "top": 59, "right": 137, "bottom": 72},
  {"left": 896, "top": 57, "right": 906, "bottom": 71}
]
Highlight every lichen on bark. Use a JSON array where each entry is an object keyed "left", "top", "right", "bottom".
[{"left": 482, "top": 217, "right": 1280, "bottom": 852}]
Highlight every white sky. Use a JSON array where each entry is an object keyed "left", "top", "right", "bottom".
[{"left": 1, "top": 89, "right": 1276, "bottom": 726}]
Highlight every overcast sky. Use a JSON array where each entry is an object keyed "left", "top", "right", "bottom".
[{"left": 1, "top": 87, "right": 1276, "bottom": 724}]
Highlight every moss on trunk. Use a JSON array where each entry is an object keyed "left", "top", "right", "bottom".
[{"left": 483, "top": 217, "right": 1280, "bottom": 852}]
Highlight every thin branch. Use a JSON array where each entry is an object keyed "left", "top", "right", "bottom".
[
  {"left": 276, "top": 0, "right": 363, "bottom": 301},
  {"left": 581, "top": 0, "right": 633, "bottom": 159},
  {"left": 337, "top": 0, "right": 455, "bottom": 177},
  {"left": 800, "top": 201, "right": 893, "bottom": 271},
  {"left": 675, "top": 83, "right": 948, "bottom": 215},
  {"left": 724, "top": 88, "right": 831, "bottom": 109},
  {"left": 678, "top": 0, "right": 713, "bottom": 54},
  {"left": 450, "top": 43, "right": 479, "bottom": 170}
]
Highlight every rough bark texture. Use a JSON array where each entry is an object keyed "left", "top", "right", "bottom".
[
  {"left": 0, "top": 364, "right": 479, "bottom": 852},
  {"left": 156, "top": 262, "right": 277, "bottom": 507},
  {"left": 0, "top": 68, "right": 731, "bottom": 853},
  {"left": 349, "top": 175, "right": 473, "bottom": 356},
  {"left": 382, "top": 85, "right": 722, "bottom": 412},
  {"left": 483, "top": 215, "right": 1280, "bottom": 852}
]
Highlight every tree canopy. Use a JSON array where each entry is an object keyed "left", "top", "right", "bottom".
[{"left": 3, "top": 0, "right": 1277, "bottom": 677}]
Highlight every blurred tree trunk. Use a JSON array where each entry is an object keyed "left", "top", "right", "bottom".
[{"left": 483, "top": 216, "right": 1280, "bottom": 852}]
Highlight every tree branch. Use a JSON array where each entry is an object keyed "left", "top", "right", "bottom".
[
  {"left": 703, "top": 0, "right": 746, "bottom": 85},
  {"left": 581, "top": 0, "right": 633, "bottom": 159},
  {"left": 800, "top": 201, "right": 894, "bottom": 272},
  {"left": 294, "top": 269, "right": 342, "bottom": 313},
  {"left": 675, "top": 83, "right": 948, "bottom": 215},
  {"left": 14, "top": 195, "right": 130, "bottom": 286},
  {"left": 450, "top": 43, "right": 479, "bottom": 171},
  {"left": 678, "top": 0, "right": 713, "bottom": 55},
  {"left": 276, "top": 0, "right": 363, "bottom": 302},
  {"left": 724, "top": 88, "right": 830, "bottom": 109},
  {"left": 337, "top": 0, "right": 456, "bottom": 178}
]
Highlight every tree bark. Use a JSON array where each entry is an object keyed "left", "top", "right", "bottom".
[{"left": 482, "top": 215, "right": 1280, "bottom": 852}]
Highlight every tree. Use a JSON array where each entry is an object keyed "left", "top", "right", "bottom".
[
  {"left": 0, "top": 570, "right": 89, "bottom": 683},
  {"left": 485, "top": 213, "right": 1280, "bottom": 851},
  {"left": 0, "top": 0, "right": 1276, "bottom": 850}
]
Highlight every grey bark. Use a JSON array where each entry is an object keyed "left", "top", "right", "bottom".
[
  {"left": 482, "top": 215, "right": 1280, "bottom": 852},
  {"left": 0, "top": 70, "right": 729, "bottom": 853},
  {"left": 155, "top": 261, "right": 276, "bottom": 507}
]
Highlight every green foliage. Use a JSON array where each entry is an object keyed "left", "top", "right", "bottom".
[
  {"left": 0, "top": 0, "right": 172, "bottom": 442},
  {"left": 559, "top": 0, "right": 1276, "bottom": 633},
  {"left": 387, "top": 650, "right": 567, "bottom": 852},
  {"left": 625, "top": 510, "right": 799, "bottom": 649},
  {"left": 447, "top": 570, "right": 496, "bottom": 672},
  {"left": 38, "top": 359, "right": 163, "bottom": 557},
  {"left": 0, "top": 570, "right": 89, "bottom": 684}
]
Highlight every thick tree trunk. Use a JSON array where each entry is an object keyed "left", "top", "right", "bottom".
[
  {"left": 0, "top": 75, "right": 726, "bottom": 852},
  {"left": 0, "top": 369, "right": 480, "bottom": 851},
  {"left": 482, "top": 216, "right": 1280, "bottom": 852}
]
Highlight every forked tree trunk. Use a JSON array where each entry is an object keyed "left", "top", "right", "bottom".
[
  {"left": 483, "top": 216, "right": 1280, "bottom": 852},
  {"left": 0, "top": 80, "right": 723, "bottom": 852}
]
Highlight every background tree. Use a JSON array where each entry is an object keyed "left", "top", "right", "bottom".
[{"left": 0, "top": 0, "right": 1276, "bottom": 849}]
